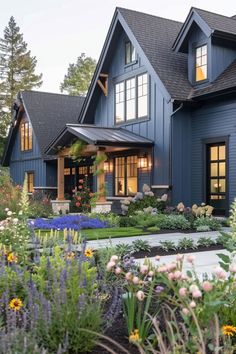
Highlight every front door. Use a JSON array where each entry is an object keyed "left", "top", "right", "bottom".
[{"left": 206, "top": 142, "right": 226, "bottom": 214}]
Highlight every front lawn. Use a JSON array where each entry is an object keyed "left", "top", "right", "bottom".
[{"left": 36, "top": 226, "right": 153, "bottom": 240}]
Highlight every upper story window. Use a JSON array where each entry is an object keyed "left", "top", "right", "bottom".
[
  {"left": 115, "top": 73, "right": 148, "bottom": 124},
  {"left": 125, "top": 41, "right": 136, "bottom": 65},
  {"left": 20, "top": 121, "right": 32, "bottom": 151},
  {"left": 195, "top": 44, "right": 207, "bottom": 82}
]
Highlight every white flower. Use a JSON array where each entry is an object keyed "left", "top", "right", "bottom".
[
  {"left": 5, "top": 208, "right": 9, "bottom": 212},
  {"left": 0, "top": 226, "right": 4, "bottom": 231},
  {"left": 7, "top": 211, "right": 12, "bottom": 216},
  {"left": 18, "top": 210, "right": 23, "bottom": 216},
  {"left": 13, "top": 218, "right": 18, "bottom": 224}
]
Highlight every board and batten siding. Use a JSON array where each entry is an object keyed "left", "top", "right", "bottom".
[
  {"left": 191, "top": 99, "right": 236, "bottom": 209},
  {"left": 10, "top": 112, "right": 46, "bottom": 187},
  {"left": 92, "top": 30, "right": 172, "bottom": 191}
]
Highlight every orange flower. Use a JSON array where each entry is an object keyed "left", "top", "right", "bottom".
[
  {"left": 89, "top": 193, "right": 94, "bottom": 197},
  {"left": 7, "top": 252, "right": 18, "bottom": 263},
  {"left": 84, "top": 248, "right": 94, "bottom": 258},
  {"left": 9, "top": 298, "right": 23, "bottom": 311},
  {"left": 76, "top": 202, "right": 81, "bottom": 207},
  {"left": 76, "top": 196, "right": 81, "bottom": 201},
  {"left": 79, "top": 179, "right": 84, "bottom": 183},
  {"left": 222, "top": 325, "right": 236, "bottom": 336}
]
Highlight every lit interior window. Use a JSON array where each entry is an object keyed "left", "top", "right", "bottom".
[{"left": 196, "top": 45, "right": 207, "bottom": 82}]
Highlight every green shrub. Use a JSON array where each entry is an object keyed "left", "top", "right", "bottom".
[
  {"left": 196, "top": 225, "right": 211, "bottom": 232},
  {"left": 132, "top": 213, "right": 164, "bottom": 230},
  {"left": 132, "top": 239, "right": 151, "bottom": 253},
  {"left": 126, "top": 196, "right": 165, "bottom": 216},
  {"left": 197, "top": 236, "right": 215, "bottom": 247},
  {"left": 193, "top": 217, "right": 221, "bottom": 231},
  {"left": 0, "top": 169, "right": 21, "bottom": 220},
  {"left": 119, "top": 216, "right": 137, "bottom": 227},
  {"left": 90, "top": 212, "right": 120, "bottom": 227},
  {"left": 177, "top": 237, "right": 197, "bottom": 250},
  {"left": 159, "top": 215, "right": 191, "bottom": 230}
]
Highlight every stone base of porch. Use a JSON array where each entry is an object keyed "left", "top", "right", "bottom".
[
  {"left": 51, "top": 200, "right": 71, "bottom": 215},
  {"left": 91, "top": 201, "right": 113, "bottom": 214}
]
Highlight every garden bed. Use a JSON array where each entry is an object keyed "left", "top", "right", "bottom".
[{"left": 132, "top": 243, "right": 225, "bottom": 259}]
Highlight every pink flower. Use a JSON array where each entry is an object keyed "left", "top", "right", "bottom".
[
  {"left": 189, "top": 301, "right": 196, "bottom": 308},
  {"left": 176, "top": 254, "right": 184, "bottom": 261},
  {"left": 168, "top": 272, "right": 175, "bottom": 280},
  {"left": 155, "top": 255, "right": 161, "bottom": 261},
  {"left": 140, "top": 265, "right": 149, "bottom": 274},
  {"left": 110, "top": 255, "right": 119, "bottom": 263},
  {"left": 125, "top": 272, "right": 132, "bottom": 281},
  {"left": 136, "top": 290, "right": 145, "bottom": 301},
  {"left": 214, "top": 266, "right": 227, "bottom": 280},
  {"left": 115, "top": 267, "right": 122, "bottom": 275},
  {"left": 182, "top": 308, "right": 189, "bottom": 315},
  {"left": 189, "top": 284, "right": 199, "bottom": 293},
  {"left": 229, "top": 264, "right": 236, "bottom": 273},
  {"left": 166, "top": 263, "right": 176, "bottom": 272},
  {"left": 173, "top": 271, "right": 182, "bottom": 280},
  {"left": 132, "top": 276, "right": 140, "bottom": 285},
  {"left": 179, "top": 287, "right": 187, "bottom": 297},
  {"left": 187, "top": 255, "right": 195, "bottom": 264},
  {"left": 158, "top": 265, "right": 167, "bottom": 273},
  {"left": 106, "top": 261, "right": 116, "bottom": 271},
  {"left": 192, "top": 290, "right": 202, "bottom": 298},
  {"left": 148, "top": 271, "right": 154, "bottom": 277},
  {"left": 202, "top": 281, "right": 213, "bottom": 292}
]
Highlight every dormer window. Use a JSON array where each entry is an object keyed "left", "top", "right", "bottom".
[
  {"left": 125, "top": 41, "right": 136, "bottom": 65},
  {"left": 195, "top": 44, "right": 207, "bottom": 82}
]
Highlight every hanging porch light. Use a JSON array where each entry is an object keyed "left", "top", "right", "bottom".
[{"left": 138, "top": 154, "right": 148, "bottom": 169}]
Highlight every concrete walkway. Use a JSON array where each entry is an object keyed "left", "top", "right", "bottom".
[
  {"left": 135, "top": 249, "right": 231, "bottom": 279},
  {"left": 86, "top": 229, "right": 229, "bottom": 250}
]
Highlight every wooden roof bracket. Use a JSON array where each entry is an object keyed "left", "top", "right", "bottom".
[{"left": 97, "top": 73, "right": 108, "bottom": 96}]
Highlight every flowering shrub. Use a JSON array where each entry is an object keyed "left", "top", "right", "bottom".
[
  {"left": 121, "top": 184, "right": 166, "bottom": 216},
  {"left": 0, "top": 169, "right": 21, "bottom": 220},
  {"left": 71, "top": 178, "right": 96, "bottom": 213},
  {"left": 0, "top": 237, "right": 102, "bottom": 353},
  {"left": 33, "top": 214, "right": 108, "bottom": 231}
]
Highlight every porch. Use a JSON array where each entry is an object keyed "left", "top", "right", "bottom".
[{"left": 45, "top": 124, "right": 154, "bottom": 213}]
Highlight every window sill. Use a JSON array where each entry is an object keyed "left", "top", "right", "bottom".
[
  {"left": 114, "top": 116, "right": 149, "bottom": 127},
  {"left": 124, "top": 60, "right": 138, "bottom": 68}
]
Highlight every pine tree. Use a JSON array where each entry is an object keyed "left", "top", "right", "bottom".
[
  {"left": 60, "top": 53, "right": 96, "bottom": 96},
  {"left": 0, "top": 16, "right": 42, "bottom": 137}
]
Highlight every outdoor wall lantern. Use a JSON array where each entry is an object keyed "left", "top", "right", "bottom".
[
  {"left": 138, "top": 154, "right": 148, "bottom": 169},
  {"left": 104, "top": 160, "right": 113, "bottom": 173}
]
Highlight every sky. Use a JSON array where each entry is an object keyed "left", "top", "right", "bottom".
[{"left": 0, "top": 0, "right": 235, "bottom": 93}]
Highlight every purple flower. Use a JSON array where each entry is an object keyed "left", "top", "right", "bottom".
[{"left": 155, "top": 285, "right": 165, "bottom": 294}]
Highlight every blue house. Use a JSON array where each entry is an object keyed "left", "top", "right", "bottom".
[
  {"left": 4, "top": 7, "right": 236, "bottom": 215},
  {"left": 2, "top": 91, "right": 85, "bottom": 196}
]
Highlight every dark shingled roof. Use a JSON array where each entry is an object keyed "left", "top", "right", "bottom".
[
  {"left": 193, "top": 7, "right": 236, "bottom": 36},
  {"left": 118, "top": 7, "right": 236, "bottom": 101},
  {"left": 118, "top": 7, "right": 192, "bottom": 101},
  {"left": 191, "top": 59, "right": 236, "bottom": 98},
  {"left": 21, "top": 91, "right": 85, "bottom": 152}
]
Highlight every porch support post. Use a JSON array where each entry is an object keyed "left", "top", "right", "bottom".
[
  {"left": 57, "top": 156, "right": 65, "bottom": 200},
  {"left": 97, "top": 148, "right": 106, "bottom": 202}
]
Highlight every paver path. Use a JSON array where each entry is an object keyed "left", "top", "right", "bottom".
[{"left": 86, "top": 228, "right": 229, "bottom": 250}]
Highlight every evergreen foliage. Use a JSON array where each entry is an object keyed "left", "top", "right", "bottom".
[
  {"left": 0, "top": 16, "right": 42, "bottom": 138},
  {"left": 60, "top": 53, "right": 96, "bottom": 96}
]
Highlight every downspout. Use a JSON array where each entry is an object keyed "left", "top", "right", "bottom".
[{"left": 169, "top": 101, "right": 184, "bottom": 195}]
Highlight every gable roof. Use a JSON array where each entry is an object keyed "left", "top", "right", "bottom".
[
  {"left": 194, "top": 8, "right": 236, "bottom": 37},
  {"left": 2, "top": 91, "right": 85, "bottom": 166},
  {"left": 45, "top": 124, "right": 153, "bottom": 155}
]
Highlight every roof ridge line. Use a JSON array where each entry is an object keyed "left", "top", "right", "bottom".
[
  {"left": 193, "top": 7, "right": 235, "bottom": 21},
  {"left": 22, "top": 90, "right": 85, "bottom": 99}
]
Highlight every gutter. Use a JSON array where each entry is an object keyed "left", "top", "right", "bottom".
[{"left": 169, "top": 102, "right": 184, "bottom": 191}]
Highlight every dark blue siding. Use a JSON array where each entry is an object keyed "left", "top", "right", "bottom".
[
  {"left": 172, "top": 108, "right": 192, "bottom": 206},
  {"left": 9, "top": 112, "right": 47, "bottom": 187},
  {"left": 211, "top": 44, "right": 236, "bottom": 81},
  {"left": 91, "top": 28, "right": 172, "bottom": 192}
]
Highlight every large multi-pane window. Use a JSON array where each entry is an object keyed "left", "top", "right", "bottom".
[
  {"left": 126, "top": 78, "right": 136, "bottom": 120},
  {"left": 20, "top": 121, "right": 32, "bottom": 151},
  {"left": 195, "top": 44, "right": 207, "bottom": 82},
  {"left": 27, "top": 172, "right": 34, "bottom": 193},
  {"left": 115, "top": 73, "right": 148, "bottom": 124},
  {"left": 138, "top": 73, "right": 148, "bottom": 118},
  {"left": 115, "top": 82, "right": 125, "bottom": 123},
  {"left": 125, "top": 42, "right": 136, "bottom": 65},
  {"left": 114, "top": 156, "right": 137, "bottom": 196}
]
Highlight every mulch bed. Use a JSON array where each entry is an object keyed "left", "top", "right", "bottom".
[
  {"left": 133, "top": 243, "right": 225, "bottom": 259},
  {"left": 91, "top": 313, "right": 139, "bottom": 354}
]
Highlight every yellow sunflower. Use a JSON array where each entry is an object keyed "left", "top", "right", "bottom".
[
  {"left": 222, "top": 325, "right": 236, "bottom": 336},
  {"left": 9, "top": 298, "right": 23, "bottom": 311},
  {"left": 129, "top": 329, "right": 140, "bottom": 343},
  {"left": 7, "top": 252, "right": 18, "bottom": 263},
  {"left": 84, "top": 248, "right": 94, "bottom": 258}
]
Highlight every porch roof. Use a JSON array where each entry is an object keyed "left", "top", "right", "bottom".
[{"left": 45, "top": 124, "right": 154, "bottom": 155}]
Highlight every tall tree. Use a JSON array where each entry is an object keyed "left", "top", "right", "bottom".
[
  {"left": 0, "top": 16, "right": 42, "bottom": 137},
  {"left": 60, "top": 53, "right": 96, "bottom": 96}
]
